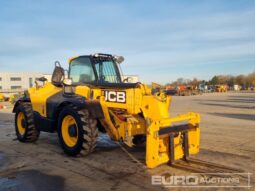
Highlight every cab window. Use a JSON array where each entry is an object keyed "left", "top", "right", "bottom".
[
  {"left": 69, "top": 57, "right": 95, "bottom": 83},
  {"left": 94, "top": 60, "right": 120, "bottom": 83}
]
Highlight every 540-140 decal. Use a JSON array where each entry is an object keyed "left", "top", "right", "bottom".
[{"left": 103, "top": 90, "right": 126, "bottom": 103}]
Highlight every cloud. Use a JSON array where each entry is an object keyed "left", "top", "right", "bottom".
[{"left": 0, "top": 1, "right": 255, "bottom": 83}]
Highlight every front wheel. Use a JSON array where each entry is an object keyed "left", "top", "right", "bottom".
[
  {"left": 57, "top": 105, "right": 98, "bottom": 156},
  {"left": 14, "top": 103, "right": 40, "bottom": 142}
]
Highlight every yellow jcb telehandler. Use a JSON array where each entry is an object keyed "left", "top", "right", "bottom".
[{"left": 13, "top": 53, "right": 200, "bottom": 168}]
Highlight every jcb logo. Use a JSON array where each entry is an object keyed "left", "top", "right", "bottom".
[{"left": 104, "top": 91, "right": 126, "bottom": 103}]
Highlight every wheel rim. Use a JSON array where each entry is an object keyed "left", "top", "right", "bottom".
[
  {"left": 61, "top": 115, "right": 78, "bottom": 147},
  {"left": 17, "top": 112, "right": 26, "bottom": 135}
]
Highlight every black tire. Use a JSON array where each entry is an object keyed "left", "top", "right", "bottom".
[
  {"left": 15, "top": 102, "right": 40, "bottom": 142},
  {"left": 57, "top": 105, "right": 98, "bottom": 156}
]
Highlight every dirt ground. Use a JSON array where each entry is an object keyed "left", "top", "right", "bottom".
[{"left": 0, "top": 92, "right": 254, "bottom": 191}]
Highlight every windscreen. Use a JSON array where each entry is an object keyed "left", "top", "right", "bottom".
[{"left": 94, "top": 59, "right": 121, "bottom": 83}]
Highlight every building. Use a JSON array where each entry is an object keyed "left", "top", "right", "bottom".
[
  {"left": 0, "top": 72, "right": 139, "bottom": 96},
  {"left": 0, "top": 72, "right": 51, "bottom": 94}
]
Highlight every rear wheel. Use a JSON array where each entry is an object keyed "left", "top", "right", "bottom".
[
  {"left": 15, "top": 103, "right": 40, "bottom": 142},
  {"left": 57, "top": 105, "right": 98, "bottom": 156}
]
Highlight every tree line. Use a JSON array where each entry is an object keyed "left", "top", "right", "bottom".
[{"left": 167, "top": 71, "right": 255, "bottom": 88}]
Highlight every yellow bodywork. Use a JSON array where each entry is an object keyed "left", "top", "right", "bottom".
[
  {"left": 85, "top": 84, "right": 199, "bottom": 168},
  {"left": 216, "top": 85, "right": 227, "bottom": 92},
  {"left": 9, "top": 95, "right": 15, "bottom": 103},
  {"left": 28, "top": 83, "right": 61, "bottom": 117},
  {"left": 0, "top": 93, "right": 4, "bottom": 102},
  {"left": 28, "top": 81, "right": 200, "bottom": 168},
  {"left": 26, "top": 51, "right": 201, "bottom": 169}
]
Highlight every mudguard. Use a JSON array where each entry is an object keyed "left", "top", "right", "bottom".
[
  {"left": 46, "top": 92, "right": 104, "bottom": 120},
  {"left": 12, "top": 97, "right": 31, "bottom": 113}
]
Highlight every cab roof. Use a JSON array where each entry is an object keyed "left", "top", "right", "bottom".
[{"left": 68, "top": 53, "right": 113, "bottom": 63}]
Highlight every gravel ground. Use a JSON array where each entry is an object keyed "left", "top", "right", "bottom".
[{"left": 0, "top": 92, "right": 254, "bottom": 191}]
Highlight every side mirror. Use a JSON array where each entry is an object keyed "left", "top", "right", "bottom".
[
  {"left": 63, "top": 78, "right": 74, "bottom": 95},
  {"left": 52, "top": 61, "right": 65, "bottom": 87},
  {"left": 63, "top": 78, "right": 72, "bottom": 86}
]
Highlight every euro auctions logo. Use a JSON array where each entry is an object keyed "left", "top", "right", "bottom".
[
  {"left": 152, "top": 175, "right": 199, "bottom": 186},
  {"left": 151, "top": 173, "right": 252, "bottom": 188}
]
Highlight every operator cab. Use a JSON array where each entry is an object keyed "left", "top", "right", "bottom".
[
  {"left": 69, "top": 53, "right": 121, "bottom": 84},
  {"left": 68, "top": 53, "right": 138, "bottom": 88}
]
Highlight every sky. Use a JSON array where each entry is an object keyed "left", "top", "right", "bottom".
[{"left": 0, "top": 0, "right": 255, "bottom": 83}]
